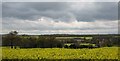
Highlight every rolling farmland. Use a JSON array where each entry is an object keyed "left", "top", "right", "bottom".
[{"left": 2, "top": 32, "right": 119, "bottom": 61}]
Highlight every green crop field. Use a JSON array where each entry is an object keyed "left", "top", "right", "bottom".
[{"left": 2, "top": 47, "right": 119, "bottom": 60}]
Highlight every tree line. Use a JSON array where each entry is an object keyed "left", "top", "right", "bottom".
[
  {"left": 2, "top": 31, "right": 63, "bottom": 48},
  {"left": 2, "top": 31, "right": 119, "bottom": 48}
]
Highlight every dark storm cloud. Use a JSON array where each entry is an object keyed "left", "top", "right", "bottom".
[{"left": 2, "top": 2, "right": 118, "bottom": 22}]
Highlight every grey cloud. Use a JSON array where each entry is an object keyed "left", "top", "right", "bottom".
[
  {"left": 70, "top": 2, "right": 118, "bottom": 22},
  {"left": 2, "top": 2, "right": 118, "bottom": 34},
  {"left": 2, "top": 2, "right": 118, "bottom": 22},
  {"left": 2, "top": 2, "right": 70, "bottom": 21},
  {"left": 0, "top": 3, "right": 2, "bottom": 18}
]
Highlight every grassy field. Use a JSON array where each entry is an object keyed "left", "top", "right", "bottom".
[
  {"left": 2, "top": 47, "right": 119, "bottom": 60},
  {"left": 56, "top": 37, "right": 92, "bottom": 39}
]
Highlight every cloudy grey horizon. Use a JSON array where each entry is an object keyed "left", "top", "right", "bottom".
[{"left": 2, "top": 2, "right": 118, "bottom": 35}]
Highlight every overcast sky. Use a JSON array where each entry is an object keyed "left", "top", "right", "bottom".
[
  {"left": 2, "top": 0, "right": 119, "bottom": 2},
  {"left": 2, "top": 2, "right": 118, "bottom": 35}
]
